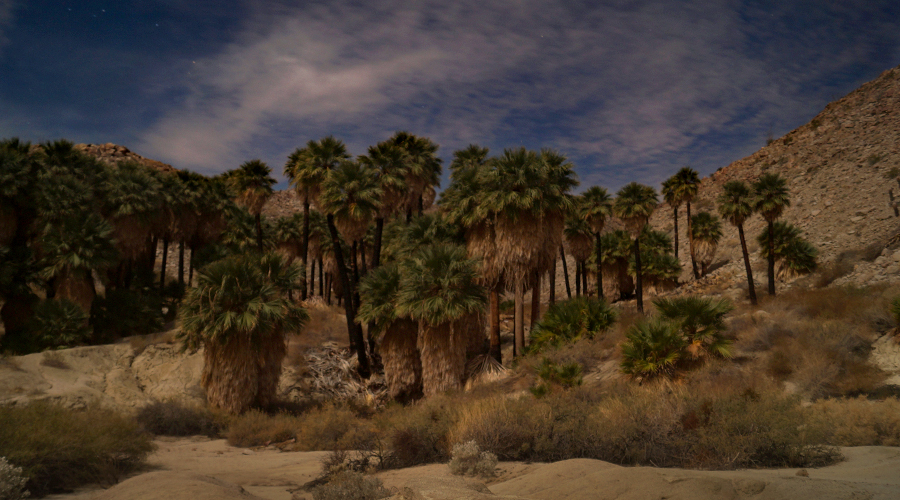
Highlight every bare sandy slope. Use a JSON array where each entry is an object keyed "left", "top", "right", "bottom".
[{"left": 51, "top": 438, "right": 900, "bottom": 500}]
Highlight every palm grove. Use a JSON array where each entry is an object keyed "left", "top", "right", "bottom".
[{"left": 0, "top": 135, "right": 817, "bottom": 412}]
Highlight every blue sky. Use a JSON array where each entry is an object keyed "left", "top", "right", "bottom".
[{"left": 2, "top": 1, "right": 899, "bottom": 191}]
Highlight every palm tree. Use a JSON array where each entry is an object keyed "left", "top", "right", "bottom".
[
  {"left": 757, "top": 221, "right": 817, "bottom": 280},
  {"left": 284, "top": 137, "right": 350, "bottom": 300},
  {"left": 389, "top": 132, "right": 442, "bottom": 219},
  {"left": 653, "top": 295, "right": 733, "bottom": 360},
  {"left": 563, "top": 209, "right": 593, "bottom": 296},
  {"left": 664, "top": 167, "right": 701, "bottom": 278},
  {"left": 224, "top": 160, "right": 276, "bottom": 251},
  {"left": 581, "top": 186, "right": 612, "bottom": 298},
  {"left": 689, "top": 211, "right": 722, "bottom": 278},
  {"left": 613, "top": 182, "right": 658, "bottom": 313},
  {"left": 717, "top": 181, "right": 757, "bottom": 305},
  {"left": 178, "top": 252, "right": 308, "bottom": 413},
  {"left": 358, "top": 263, "right": 421, "bottom": 402},
  {"left": 620, "top": 320, "right": 684, "bottom": 380},
  {"left": 358, "top": 140, "right": 409, "bottom": 268},
  {"left": 752, "top": 173, "right": 791, "bottom": 296},
  {"left": 396, "top": 244, "right": 485, "bottom": 396},
  {"left": 319, "top": 160, "right": 382, "bottom": 377}
]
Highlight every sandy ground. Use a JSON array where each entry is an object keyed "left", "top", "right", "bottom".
[{"left": 48, "top": 438, "right": 900, "bottom": 500}]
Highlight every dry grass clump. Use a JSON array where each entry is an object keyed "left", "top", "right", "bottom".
[
  {"left": 225, "top": 410, "right": 301, "bottom": 447},
  {"left": 135, "top": 399, "right": 224, "bottom": 437},
  {"left": 0, "top": 402, "right": 155, "bottom": 497},
  {"left": 225, "top": 403, "right": 375, "bottom": 450},
  {"left": 310, "top": 471, "right": 392, "bottom": 500},
  {"left": 448, "top": 440, "right": 497, "bottom": 477},
  {"left": 808, "top": 397, "right": 900, "bottom": 446}
]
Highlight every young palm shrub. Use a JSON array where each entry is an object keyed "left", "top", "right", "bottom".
[
  {"left": 527, "top": 296, "right": 616, "bottom": 353},
  {"left": 396, "top": 244, "right": 486, "bottom": 396},
  {"left": 653, "top": 296, "right": 734, "bottom": 360},
  {"left": 358, "top": 264, "right": 422, "bottom": 402},
  {"left": 717, "top": 181, "right": 758, "bottom": 305},
  {"left": 23, "top": 298, "right": 92, "bottom": 352},
  {"left": 178, "top": 252, "right": 308, "bottom": 413},
  {"left": 689, "top": 211, "right": 722, "bottom": 278},
  {"left": 620, "top": 320, "right": 685, "bottom": 380},
  {"left": 753, "top": 173, "right": 791, "bottom": 295},
  {"left": 757, "top": 221, "right": 817, "bottom": 280}
]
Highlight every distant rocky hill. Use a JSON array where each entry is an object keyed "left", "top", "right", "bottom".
[
  {"left": 652, "top": 65, "right": 900, "bottom": 296},
  {"left": 76, "top": 142, "right": 177, "bottom": 174}
]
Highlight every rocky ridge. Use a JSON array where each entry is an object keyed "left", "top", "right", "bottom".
[{"left": 76, "top": 142, "right": 177, "bottom": 174}]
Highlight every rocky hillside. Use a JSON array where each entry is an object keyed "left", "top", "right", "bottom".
[
  {"left": 652, "top": 65, "right": 900, "bottom": 296},
  {"left": 76, "top": 142, "right": 177, "bottom": 174}
]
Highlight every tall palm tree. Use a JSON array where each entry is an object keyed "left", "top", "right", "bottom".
[
  {"left": 284, "top": 137, "right": 351, "bottom": 300},
  {"left": 224, "top": 160, "right": 276, "bottom": 251},
  {"left": 665, "top": 167, "right": 701, "bottom": 278},
  {"left": 581, "top": 186, "right": 612, "bottom": 298},
  {"left": 563, "top": 210, "right": 593, "bottom": 296},
  {"left": 319, "top": 160, "right": 382, "bottom": 377},
  {"left": 757, "top": 221, "right": 818, "bottom": 280},
  {"left": 178, "top": 252, "right": 308, "bottom": 413},
  {"left": 717, "top": 181, "right": 757, "bottom": 305},
  {"left": 752, "top": 173, "right": 790, "bottom": 296},
  {"left": 613, "top": 182, "right": 658, "bottom": 313},
  {"left": 396, "top": 244, "right": 485, "bottom": 396},
  {"left": 689, "top": 211, "right": 722, "bottom": 278},
  {"left": 389, "top": 132, "right": 442, "bottom": 219},
  {"left": 358, "top": 140, "right": 409, "bottom": 268}
]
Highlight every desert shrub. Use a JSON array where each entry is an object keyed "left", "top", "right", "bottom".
[
  {"left": 225, "top": 410, "right": 300, "bottom": 447},
  {"left": 292, "top": 404, "right": 373, "bottom": 451},
  {"left": 0, "top": 457, "right": 29, "bottom": 500},
  {"left": 90, "top": 289, "right": 164, "bottom": 343},
  {"left": 808, "top": 397, "right": 900, "bottom": 446},
  {"left": 0, "top": 402, "right": 154, "bottom": 497},
  {"left": 654, "top": 296, "right": 734, "bottom": 360},
  {"left": 620, "top": 320, "right": 685, "bottom": 379},
  {"left": 891, "top": 296, "right": 900, "bottom": 324},
  {"left": 448, "top": 440, "right": 497, "bottom": 477},
  {"left": 22, "top": 299, "right": 91, "bottom": 353},
  {"left": 135, "top": 399, "right": 223, "bottom": 437},
  {"left": 527, "top": 296, "right": 616, "bottom": 353},
  {"left": 380, "top": 396, "right": 458, "bottom": 467},
  {"left": 311, "top": 471, "right": 392, "bottom": 500},
  {"left": 38, "top": 351, "right": 69, "bottom": 370},
  {"left": 448, "top": 395, "right": 552, "bottom": 461}
]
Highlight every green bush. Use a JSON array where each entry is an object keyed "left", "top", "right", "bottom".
[
  {"left": 91, "top": 289, "right": 164, "bottom": 343},
  {"left": 0, "top": 402, "right": 155, "bottom": 497},
  {"left": 890, "top": 296, "right": 900, "bottom": 325},
  {"left": 620, "top": 320, "right": 685, "bottom": 379},
  {"left": 654, "top": 296, "right": 734, "bottom": 360},
  {"left": 22, "top": 299, "right": 91, "bottom": 353},
  {"left": 531, "top": 359, "right": 583, "bottom": 397},
  {"left": 135, "top": 400, "right": 222, "bottom": 437},
  {"left": 527, "top": 296, "right": 616, "bottom": 353}
]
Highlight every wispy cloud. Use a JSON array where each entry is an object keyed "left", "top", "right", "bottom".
[
  {"left": 136, "top": 0, "right": 900, "bottom": 186},
  {"left": 0, "top": 1, "right": 15, "bottom": 54}
]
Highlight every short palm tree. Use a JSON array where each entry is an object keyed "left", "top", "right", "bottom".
[
  {"left": 527, "top": 296, "right": 616, "bottom": 353},
  {"left": 396, "top": 244, "right": 485, "bottom": 396},
  {"left": 663, "top": 167, "right": 700, "bottom": 277},
  {"left": 178, "top": 252, "right": 308, "bottom": 413},
  {"left": 581, "top": 186, "right": 612, "bottom": 298},
  {"left": 224, "top": 160, "right": 276, "bottom": 251},
  {"left": 620, "top": 320, "right": 685, "bottom": 380},
  {"left": 757, "top": 221, "right": 817, "bottom": 279},
  {"left": 389, "top": 131, "right": 442, "bottom": 218},
  {"left": 613, "top": 182, "right": 658, "bottom": 313},
  {"left": 358, "top": 263, "right": 422, "bottom": 401},
  {"left": 359, "top": 140, "right": 409, "bottom": 268},
  {"left": 653, "top": 295, "right": 733, "bottom": 360},
  {"left": 717, "top": 181, "right": 757, "bottom": 305},
  {"left": 753, "top": 173, "right": 791, "bottom": 296},
  {"left": 564, "top": 210, "right": 593, "bottom": 296},
  {"left": 689, "top": 211, "right": 722, "bottom": 278}
]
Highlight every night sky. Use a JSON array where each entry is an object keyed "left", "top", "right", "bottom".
[{"left": 2, "top": 1, "right": 899, "bottom": 191}]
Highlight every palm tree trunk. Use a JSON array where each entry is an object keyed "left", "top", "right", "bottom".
[
  {"left": 560, "top": 244, "right": 572, "bottom": 299},
  {"left": 575, "top": 261, "right": 581, "bottom": 296},
  {"left": 548, "top": 259, "right": 557, "bottom": 305},
  {"left": 309, "top": 258, "right": 316, "bottom": 298},
  {"left": 687, "top": 202, "right": 699, "bottom": 280},
  {"left": 489, "top": 286, "right": 502, "bottom": 363},
  {"left": 672, "top": 206, "right": 679, "bottom": 258},
  {"left": 326, "top": 214, "right": 371, "bottom": 377},
  {"left": 530, "top": 273, "right": 541, "bottom": 331},
  {"left": 351, "top": 240, "right": 361, "bottom": 312},
  {"left": 767, "top": 219, "right": 776, "bottom": 296},
  {"left": 300, "top": 200, "right": 310, "bottom": 300},
  {"left": 373, "top": 217, "right": 384, "bottom": 269},
  {"left": 255, "top": 213, "right": 264, "bottom": 251},
  {"left": 318, "top": 258, "right": 324, "bottom": 297},
  {"left": 359, "top": 240, "right": 368, "bottom": 276},
  {"left": 634, "top": 237, "right": 644, "bottom": 313},
  {"left": 325, "top": 272, "right": 332, "bottom": 305},
  {"left": 178, "top": 240, "right": 185, "bottom": 286},
  {"left": 159, "top": 238, "right": 168, "bottom": 290},
  {"left": 581, "top": 260, "right": 588, "bottom": 296},
  {"left": 514, "top": 279, "right": 525, "bottom": 357},
  {"left": 188, "top": 248, "right": 194, "bottom": 284},
  {"left": 595, "top": 232, "right": 604, "bottom": 300}
]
